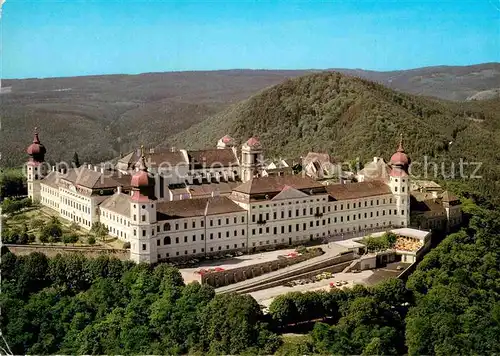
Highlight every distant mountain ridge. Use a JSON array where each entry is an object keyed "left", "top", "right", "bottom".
[{"left": 0, "top": 63, "right": 498, "bottom": 167}]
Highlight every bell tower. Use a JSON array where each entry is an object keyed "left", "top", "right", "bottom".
[
  {"left": 26, "top": 127, "right": 47, "bottom": 202},
  {"left": 129, "top": 146, "right": 158, "bottom": 264},
  {"left": 389, "top": 134, "right": 411, "bottom": 227},
  {"left": 241, "top": 137, "right": 264, "bottom": 182}
]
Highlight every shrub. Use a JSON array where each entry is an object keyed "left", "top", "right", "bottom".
[
  {"left": 87, "top": 236, "right": 96, "bottom": 245},
  {"left": 28, "top": 234, "right": 36, "bottom": 243},
  {"left": 123, "top": 241, "right": 131, "bottom": 249}
]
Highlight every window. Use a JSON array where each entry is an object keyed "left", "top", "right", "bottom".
[
  {"left": 310, "top": 221, "right": 314, "bottom": 227},
  {"left": 210, "top": 233, "right": 213, "bottom": 240},
  {"left": 241, "top": 216, "right": 245, "bottom": 223},
  {"left": 273, "top": 212, "right": 277, "bottom": 219},
  {"left": 273, "top": 227, "right": 277, "bottom": 234},
  {"left": 201, "top": 220, "right": 204, "bottom": 227},
  {"left": 234, "top": 217, "right": 237, "bottom": 224},
  {"left": 226, "top": 231, "right": 230, "bottom": 238},
  {"left": 218, "top": 232, "right": 221, "bottom": 238},
  {"left": 288, "top": 210, "right": 292, "bottom": 218},
  {"left": 259, "top": 228, "right": 262, "bottom": 234},
  {"left": 142, "top": 230, "right": 146, "bottom": 237},
  {"left": 281, "top": 226, "right": 285, "bottom": 233},
  {"left": 303, "top": 223, "right": 307, "bottom": 230},
  {"left": 288, "top": 225, "right": 292, "bottom": 233},
  {"left": 395, "top": 187, "right": 398, "bottom": 192},
  {"left": 192, "top": 221, "right": 196, "bottom": 228},
  {"left": 156, "top": 240, "right": 160, "bottom": 246},
  {"left": 164, "top": 236, "right": 171, "bottom": 245},
  {"left": 184, "top": 236, "right": 188, "bottom": 243},
  {"left": 133, "top": 214, "right": 137, "bottom": 221},
  {"left": 193, "top": 235, "right": 196, "bottom": 242},
  {"left": 234, "top": 230, "right": 237, "bottom": 237},
  {"left": 175, "top": 237, "right": 179, "bottom": 244},
  {"left": 201, "top": 234, "right": 204, "bottom": 240},
  {"left": 402, "top": 187, "right": 405, "bottom": 192},
  {"left": 164, "top": 223, "right": 170, "bottom": 231},
  {"left": 210, "top": 220, "right": 213, "bottom": 227},
  {"left": 226, "top": 218, "right": 229, "bottom": 224},
  {"left": 281, "top": 211, "right": 284, "bottom": 218},
  {"left": 142, "top": 244, "right": 146, "bottom": 251},
  {"left": 296, "top": 224, "right": 299, "bottom": 231}
]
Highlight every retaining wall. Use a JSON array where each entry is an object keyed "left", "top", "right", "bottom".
[{"left": 4, "top": 244, "right": 130, "bottom": 260}]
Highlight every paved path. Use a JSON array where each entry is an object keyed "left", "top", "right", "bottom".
[
  {"left": 216, "top": 243, "right": 349, "bottom": 294},
  {"left": 249, "top": 270, "right": 373, "bottom": 307}
]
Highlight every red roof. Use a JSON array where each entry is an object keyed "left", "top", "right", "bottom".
[
  {"left": 26, "top": 132, "right": 46, "bottom": 156},
  {"left": 390, "top": 151, "right": 409, "bottom": 166},
  {"left": 246, "top": 137, "right": 260, "bottom": 147}
]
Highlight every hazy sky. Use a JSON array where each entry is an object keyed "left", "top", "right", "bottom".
[{"left": 2, "top": 0, "right": 499, "bottom": 79}]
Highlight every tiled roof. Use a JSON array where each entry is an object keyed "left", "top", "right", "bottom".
[
  {"left": 186, "top": 148, "right": 238, "bottom": 168},
  {"left": 188, "top": 181, "right": 240, "bottom": 197},
  {"left": 41, "top": 171, "right": 61, "bottom": 188},
  {"left": 60, "top": 167, "right": 131, "bottom": 189},
  {"left": 157, "top": 196, "right": 245, "bottom": 219},
  {"left": 410, "top": 196, "right": 446, "bottom": 215},
  {"left": 325, "top": 181, "right": 392, "bottom": 201},
  {"left": 100, "top": 193, "right": 132, "bottom": 216},
  {"left": 272, "top": 186, "right": 310, "bottom": 201},
  {"left": 145, "top": 151, "right": 188, "bottom": 167},
  {"left": 233, "top": 175, "right": 324, "bottom": 195}
]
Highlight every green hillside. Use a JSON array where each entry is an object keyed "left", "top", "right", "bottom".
[{"left": 170, "top": 72, "right": 500, "bottom": 203}]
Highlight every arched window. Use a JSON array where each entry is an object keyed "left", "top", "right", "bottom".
[
  {"left": 164, "top": 223, "right": 171, "bottom": 231},
  {"left": 164, "top": 236, "right": 171, "bottom": 245}
]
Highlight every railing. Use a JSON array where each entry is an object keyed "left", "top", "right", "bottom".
[{"left": 321, "top": 225, "right": 398, "bottom": 243}]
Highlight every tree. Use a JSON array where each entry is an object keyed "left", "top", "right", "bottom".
[
  {"left": 87, "top": 236, "right": 96, "bottom": 245},
  {"left": 72, "top": 152, "right": 81, "bottom": 168},
  {"left": 91, "top": 222, "right": 108, "bottom": 241},
  {"left": 0, "top": 168, "right": 27, "bottom": 198}
]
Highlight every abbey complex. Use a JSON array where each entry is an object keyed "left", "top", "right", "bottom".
[{"left": 26, "top": 130, "right": 462, "bottom": 263}]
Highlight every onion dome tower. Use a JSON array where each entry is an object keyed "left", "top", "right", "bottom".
[
  {"left": 26, "top": 127, "right": 47, "bottom": 202},
  {"left": 217, "top": 135, "right": 235, "bottom": 149},
  {"left": 389, "top": 134, "right": 410, "bottom": 227},
  {"left": 129, "top": 146, "right": 158, "bottom": 264}
]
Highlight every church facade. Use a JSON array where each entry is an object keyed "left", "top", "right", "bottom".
[{"left": 26, "top": 130, "right": 457, "bottom": 264}]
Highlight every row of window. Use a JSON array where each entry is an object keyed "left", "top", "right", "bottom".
[
  {"left": 103, "top": 210, "right": 130, "bottom": 226},
  {"left": 41, "top": 196, "right": 58, "bottom": 209},
  {"left": 153, "top": 216, "right": 245, "bottom": 232},
  {"left": 61, "top": 196, "right": 91, "bottom": 215},
  {"left": 60, "top": 209, "right": 92, "bottom": 227},
  {"left": 155, "top": 242, "right": 246, "bottom": 258}
]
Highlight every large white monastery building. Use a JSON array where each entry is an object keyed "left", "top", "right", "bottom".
[{"left": 26, "top": 129, "right": 459, "bottom": 263}]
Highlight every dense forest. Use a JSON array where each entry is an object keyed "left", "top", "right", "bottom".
[
  {"left": 1, "top": 63, "right": 499, "bottom": 167},
  {"left": 172, "top": 72, "right": 500, "bottom": 205},
  {"left": 1, "top": 189, "right": 498, "bottom": 355}
]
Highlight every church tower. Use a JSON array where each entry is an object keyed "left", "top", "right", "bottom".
[
  {"left": 388, "top": 135, "right": 411, "bottom": 227},
  {"left": 26, "top": 127, "right": 47, "bottom": 202},
  {"left": 129, "top": 147, "right": 158, "bottom": 263},
  {"left": 241, "top": 137, "right": 264, "bottom": 182}
]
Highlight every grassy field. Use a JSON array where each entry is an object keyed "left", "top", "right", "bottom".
[{"left": 3, "top": 206, "right": 123, "bottom": 249}]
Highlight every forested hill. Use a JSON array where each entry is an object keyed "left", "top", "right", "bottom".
[
  {"left": 170, "top": 71, "right": 500, "bottom": 203},
  {"left": 1, "top": 63, "right": 498, "bottom": 168}
]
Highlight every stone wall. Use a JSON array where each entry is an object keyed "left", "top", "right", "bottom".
[
  {"left": 4, "top": 244, "right": 129, "bottom": 260},
  {"left": 200, "top": 249, "right": 324, "bottom": 287}
]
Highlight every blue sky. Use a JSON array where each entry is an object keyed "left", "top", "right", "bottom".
[{"left": 2, "top": 0, "right": 499, "bottom": 79}]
